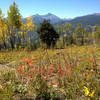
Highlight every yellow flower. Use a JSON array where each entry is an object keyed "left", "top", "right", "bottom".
[
  {"left": 89, "top": 91, "right": 95, "bottom": 97},
  {"left": 83, "top": 86, "right": 95, "bottom": 97},
  {"left": 84, "top": 86, "right": 89, "bottom": 96}
]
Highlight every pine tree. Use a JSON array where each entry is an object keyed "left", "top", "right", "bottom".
[{"left": 37, "top": 20, "right": 59, "bottom": 48}]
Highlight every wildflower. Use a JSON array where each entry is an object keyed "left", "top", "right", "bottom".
[
  {"left": 59, "top": 65, "right": 63, "bottom": 68},
  {"left": 27, "top": 59, "right": 32, "bottom": 64},
  {"left": 17, "top": 65, "right": 25, "bottom": 71},
  {"left": 23, "top": 58, "right": 32, "bottom": 64},
  {"left": 58, "top": 68, "right": 64, "bottom": 72},
  {"left": 59, "top": 72, "right": 65, "bottom": 77},
  {"left": 89, "top": 91, "right": 95, "bottom": 97},
  {"left": 83, "top": 86, "right": 95, "bottom": 97},
  {"left": 23, "top": 58, "right": 27, "bottom": 63},
  {"left": 48, "top": 66, "right": 55, "bottom": 71},
  {"left": 47, "top": 71, "right": 53, "bottom": 75},
  {"left": 83, "top": 86, "right": 89, "bottom": 96}
]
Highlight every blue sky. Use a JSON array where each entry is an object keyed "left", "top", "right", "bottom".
[{"left": 0, "top": 0, "right": 100, "bottom": 18}]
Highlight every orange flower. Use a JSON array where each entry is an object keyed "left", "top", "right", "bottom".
[
  {"left": 27, "top": 59, "right": 32, "bottom": 64},
  {"left": 23, "top": 58, "right": 32, "bottom": 64}
]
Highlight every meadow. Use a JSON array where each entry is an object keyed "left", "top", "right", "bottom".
[
  {"left": 0, "top": 45, "right": 100, "bottom": 100},
  {"left": 0, "top": 1, "right": 100, "bottom": 100}
]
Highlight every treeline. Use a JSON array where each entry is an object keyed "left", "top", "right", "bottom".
[
  {"left": 55, "top": 23, "right": 100, "bottom": 48},
  {"left": 0, "top": 2, "right": 100, "bottom": 50}
]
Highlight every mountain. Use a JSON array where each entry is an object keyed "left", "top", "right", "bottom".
[
  {"left": 33, "top": 13, "right": 63, "bottom": 24},
  {"left": 22, "top": 13, "right": 100, "bottom": 26},
  {"left": 23, "top": 13, "right": 67, "bottom": 25},
  {"left": 67, "top": 13, "right": 100, "bottom": 26}
]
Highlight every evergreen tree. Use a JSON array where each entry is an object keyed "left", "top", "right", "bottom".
[{"left": 37, "top": 20, "right": 59, "bottom": 48}]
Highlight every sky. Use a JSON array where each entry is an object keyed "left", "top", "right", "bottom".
[{"left": 0, "top": 0, "right": 100, "bottom": 18}]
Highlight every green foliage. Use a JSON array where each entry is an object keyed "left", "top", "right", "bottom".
[
  {"left": 37, "top": 20, "right": 59, "bottom": 48},
  {"left": 0, "top": 2, "right": 100, "bottom": 50},
  {"left": 56, "top": 37, "right": 64, "bottom": 49},
  {"left": 7, "top": 2, "right": 22, "bottom": 29},
  {"left": 0, "top": 46, "right": 100, "bottom": 99},
  {"left": 0, "top": 9, "right": 8, "bottom": 49}
]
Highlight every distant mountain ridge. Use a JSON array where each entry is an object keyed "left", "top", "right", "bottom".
[
  {"left": 67, "top": 13, "right": 100, "bottom": 26},
  {"left": 22, "top": 13, "right": 69, "bottom": 25},
  {"left": 32, "top": 13, "right": 65, "bottom": 24},
  {"left": 22, "top": 13, "right": 100, "bottom": 26}
]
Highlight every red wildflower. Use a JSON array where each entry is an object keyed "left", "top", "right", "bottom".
[
  {"left": 47, "top": 71, "right": 53, "bottom": 75},
  {"left": 23, "top": 58, "right": 27, "bottom": 63},
  {"left": 59, "top": 65, "right": 63, "bottom": 68},
  {"left": 27, "top": 59, "right": 32, "bottom": 64},
  {"left": 23, "top": 58, "right": 32, "bottom": 64},
  {"left": 17, "top": 65, "right": 25, "bottom": 71},
  {"left": 58, "top": 68, "right": 64, "bottom": 72},
  {"left": 48, "top": 67, "right": 55, "bottom": 71},
  {"left": 59, "top": 72, "right": 65, "bottom": 77}
]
